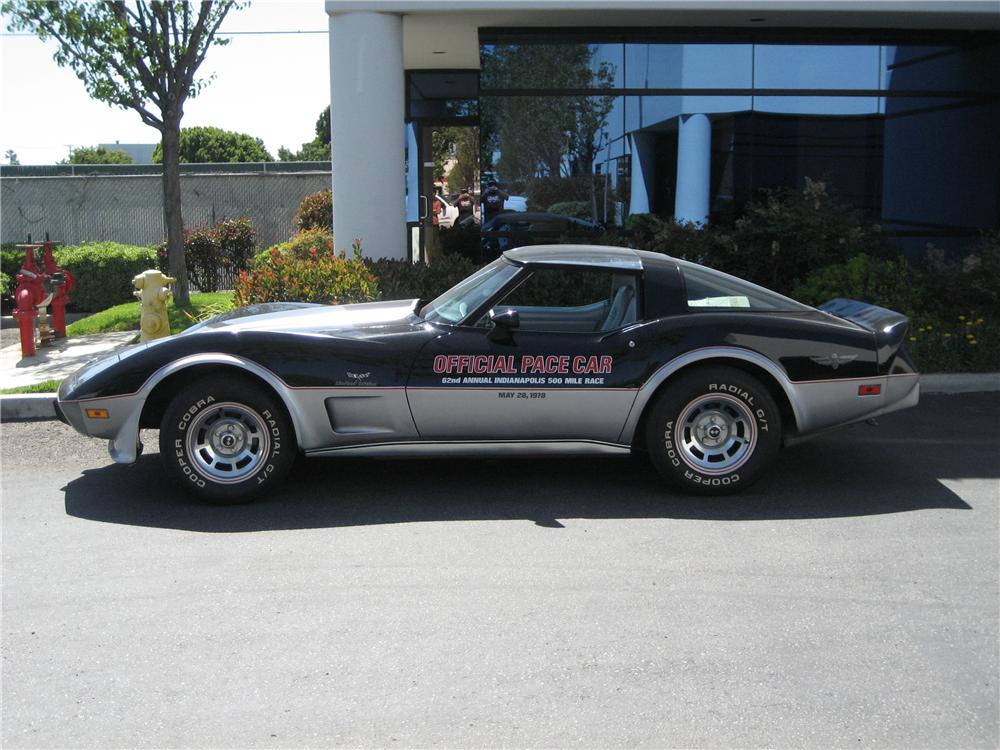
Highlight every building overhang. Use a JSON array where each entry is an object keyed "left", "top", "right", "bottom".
[{"left": 326, "top": 1, "right": 1000, "bottom": 69}]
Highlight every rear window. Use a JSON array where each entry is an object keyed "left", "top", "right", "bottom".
[{"left": 678, "top": 261, "right": 811, "bottom": 312}]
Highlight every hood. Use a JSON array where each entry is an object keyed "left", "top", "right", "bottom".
[{"left": 182, "top": 299, "right": 424, "bottom": 338}]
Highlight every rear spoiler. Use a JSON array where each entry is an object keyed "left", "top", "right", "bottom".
[{"left": 819, "top": 298, "right": 911, "bottom": 367}]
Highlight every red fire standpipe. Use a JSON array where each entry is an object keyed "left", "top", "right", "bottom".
[
  {"left": 41, "top": 236, "right": 73, "bottom": 338},
  {"left": 13, "top": 241, "right": 45, "bottom": 358}
]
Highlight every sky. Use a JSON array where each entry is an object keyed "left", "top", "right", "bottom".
[{"left": 0, "top": 2, "right": 331, "bottom": 165}]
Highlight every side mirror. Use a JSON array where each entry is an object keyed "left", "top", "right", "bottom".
[{"left": 488, "top": 308, "right": 519, "bottom": 343}]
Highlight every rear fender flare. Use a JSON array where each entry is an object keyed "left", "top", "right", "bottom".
[{"left": 619, "top": 347, "right": 804, "bottom": 444}]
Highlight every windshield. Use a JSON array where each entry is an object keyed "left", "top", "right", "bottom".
[{"left": 421, "top": 258, "right": 521, "bottom": 324}]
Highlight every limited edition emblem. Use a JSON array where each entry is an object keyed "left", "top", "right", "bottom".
[{"left": 810, "top": 353, "right": 858, "bottom": 370}]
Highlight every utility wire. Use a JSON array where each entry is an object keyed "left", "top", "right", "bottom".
[{"left": 1, "top": 30, "right": 327, "bottom": 36}]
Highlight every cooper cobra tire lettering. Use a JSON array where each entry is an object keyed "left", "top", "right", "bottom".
[
  {"left": 645, "top": 365, "right": 781, "bottom": 496},
  {"left": 662, "top": 421, "right": 681, "bottom": 467},
  {"left": 177, "top": 396, "right": 216, "bottom": 431},
  {"left": 173, "top": 438, "right": 206, "bottom": 488},
  {"left": 684, "top": 471, "right": 739, "bottom": 486},
  {"left": 159, "top": 377, "right": 295, "bottom": 505}
]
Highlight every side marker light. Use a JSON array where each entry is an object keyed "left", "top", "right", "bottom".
[
  {"left": 85, "top": 408, "right": 110, "bottom": 419},
  {"left": 858, "top": 384, "right": 881, "bottom": 396}
]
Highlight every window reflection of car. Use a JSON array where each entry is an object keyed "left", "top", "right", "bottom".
[
  {"left": 481, "top": 211, "right": 602, "bottom": 259},
  {"left": 503, "top": 195, "right": 528, "bottom": 212},
  {"left": 435, "top": 194, "right": 460, "bottom": 229}
]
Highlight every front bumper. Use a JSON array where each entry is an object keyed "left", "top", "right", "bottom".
[
  {"left": 56, "top": 393, "right": 145, "bottom": 464},
  {"left": 53, "top": 398, "right": 68, "bottom": 425}
]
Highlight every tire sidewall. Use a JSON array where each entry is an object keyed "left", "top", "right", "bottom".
[
  {"left": 646, "top": 367, "right": 781, "bottom": 495},
  {"left": 159, "top": 378, "right": 294, "bottom": 503}
]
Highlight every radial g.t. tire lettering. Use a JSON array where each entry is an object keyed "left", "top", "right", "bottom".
[
  {"left": 645, "top": 366, "right": 782, "bottom": 495},
  {"left": 159, "top": 377, "right": 295, "bottom": 504}
]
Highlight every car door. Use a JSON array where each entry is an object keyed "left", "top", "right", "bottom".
[{"left": 406, "top": 265, "right": 643, "bottom": 443}]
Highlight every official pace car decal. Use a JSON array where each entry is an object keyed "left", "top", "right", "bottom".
[{"left": 433, "top": 354, "right": 614, "bottom": 386}]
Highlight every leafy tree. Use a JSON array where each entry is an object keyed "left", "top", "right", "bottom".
[
  {"left": 4, "top": 149, "right": 18, "bottom": 165},
  {"left": 432, "top": 126, "right": 478, "bottom": 192},
  {"left": 481, "top": 44, "right": 615, "bottom": 181},
  {"left": 277, "top": 140, "right": 329, "bottom": 162},
  {"left": 152, "top": 125, "right": 272, "bottom": 163},
  {"left": 65, "top": 145, "right": 134, "bottom": 164},
  {"left": 3, "top": 0, "right": 243, "bottom": 305},
  {"left": 314, "top": 105, "right": 330, "bottom": 147},
  {"left": 278, "top": 105, "right": 330, "bottom": 162},
  {"left": 431, "top": 129, "right": 454, "bottom": 182}
]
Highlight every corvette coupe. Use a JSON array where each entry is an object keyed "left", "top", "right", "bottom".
[{"left": 56, "top": 245, "right": 920, "bottom": 502}]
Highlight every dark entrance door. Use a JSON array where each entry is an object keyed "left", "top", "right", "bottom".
[{"left": 406, "top": 70, "right": 479, "bottom": 263}]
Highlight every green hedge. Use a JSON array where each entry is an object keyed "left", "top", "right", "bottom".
[
  {"left": 2, "top": 241, "right": 158, "bottom": 311},
  {"left": 791, "top": 254, "right": 925, "bottom": 318},
  {"left": 546, "top": 201, "right": 591, "bottom": 219},
  {"left": 295, "top": 190, "right": 332, "bottom": 233},
  {"left": 255, "top": 227, "right": 333, "bottom": 261},
  {"left": 2, "top": 243, "right": 23, "bottom": 299},
  {"left": 366, "top": 255, "right": 477, "bottom": 301},
  {"left": 55, "top": 243, "right": 159, "bottom": 313},
  {"left": 158, "top": 217, "right": 257, "bottom": 292}
]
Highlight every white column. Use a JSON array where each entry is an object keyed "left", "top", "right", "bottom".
[
  {"left": 329, "top": 11, "right": 405, "bottom": 259},
  {"left": 628, "top": 132, "right": 656, "bottom": 215},
  {"left": 674, "top": 113, "right": 712, "bottom": 225},
  {"left": 405, "top": 122, "right": 419, "bottom": 224}
]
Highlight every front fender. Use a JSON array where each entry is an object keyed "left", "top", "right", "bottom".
[{"left": 62, "top": 354, "right": 311, "bottom": 465}]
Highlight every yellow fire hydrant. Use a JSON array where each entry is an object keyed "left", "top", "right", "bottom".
[{"left": 133, "top": 269, "right": 176, "bottom": 342}]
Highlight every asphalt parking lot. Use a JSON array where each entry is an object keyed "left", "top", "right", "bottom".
[{"left": 2, "top": 392, "right": 998, "bottom": 749}]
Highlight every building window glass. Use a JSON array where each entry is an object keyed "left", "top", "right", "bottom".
[{"left": 476, "top": 32, "right": 999, "bottom": 255}]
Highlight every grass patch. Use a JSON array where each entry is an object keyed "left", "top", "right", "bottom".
[
  {"left": 0, "top": 378, "right": 63, "bottom": 394},
  {"left": 66, "top": 292, "right": 234, "bottom": 337}
]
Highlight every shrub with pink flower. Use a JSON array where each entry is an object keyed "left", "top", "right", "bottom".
[{"left": 234, "top": 238, "right": 378, "bottom": 306}]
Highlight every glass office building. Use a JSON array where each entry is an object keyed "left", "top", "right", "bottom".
[
  {"left": 475, "top": 32, "right": 998, "bottom": 254},
  {"left": 326, "top": 3, "right": 999, "bottom": 261}
]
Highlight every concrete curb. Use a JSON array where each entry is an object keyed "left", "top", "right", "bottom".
[
  {"left": 920, "top": 372, "right": 1000, "bottom": 394},
  {"left": 2, "top": 372, "right": 997, "bottom": 422},
  {"left": 1, "top": 313, "right": 87, "bottom": 330},
  {"left": 1, "top": 393, "right": 58, "bottom": 420}
]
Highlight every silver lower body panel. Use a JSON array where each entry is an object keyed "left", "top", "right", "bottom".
[{"left": 305, "top": 439, "right": 632, "bottom": 459}]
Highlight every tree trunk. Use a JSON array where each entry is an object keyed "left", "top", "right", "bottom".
[{"left": 160, "top": 121, "right": 190, "bottom": 306}]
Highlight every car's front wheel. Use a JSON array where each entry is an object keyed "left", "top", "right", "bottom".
[
  {"left": 159, "top": 376, "right": 295, "bottom": 504},
  {"left": 645, "top": 366, "right": 781, "bottom": 495}
]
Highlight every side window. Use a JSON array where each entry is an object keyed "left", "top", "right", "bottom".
[
  {"left": 487, "top": 267, "right": 638, "bottom": 333},
  {"left": 679, "top": 261, "right": 811, "bottom": 311}
]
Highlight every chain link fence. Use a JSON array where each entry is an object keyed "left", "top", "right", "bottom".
[{"left": 0, "top": 163, "right": 331, "bottom": 257}]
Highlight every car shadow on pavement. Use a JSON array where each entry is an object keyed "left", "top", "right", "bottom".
[{"left": 63, "top": 422, "right": 984, "bottom": 533}]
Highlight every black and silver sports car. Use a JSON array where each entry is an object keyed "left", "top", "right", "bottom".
[{"left": 56, "top": 245, "right": 920, "bottom": 502}]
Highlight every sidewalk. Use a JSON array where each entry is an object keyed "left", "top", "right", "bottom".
[{"left": 0, "top": 331, "right": 137, "bottom": 418}]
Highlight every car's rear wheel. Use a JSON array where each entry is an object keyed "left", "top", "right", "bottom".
[
  {"left": 159, "top": 376, "right": 295, "bottom": 504},
  {"left": 645, "top": 366, "right": 781, "bottom": 495}
]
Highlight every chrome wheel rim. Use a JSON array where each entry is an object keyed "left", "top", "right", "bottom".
[
  {"left": 185, "top": 402, "right": 271, "bottom": 484},
  {"left": 677, "top": 393, "right": 757, "bottom": 475}
]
